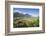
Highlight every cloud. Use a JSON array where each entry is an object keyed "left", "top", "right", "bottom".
[
  {"left": 13, "top": 10, "right": 27, "bottom": 14},
  {"left": 14, "top": 10, "right": 22, "bottom": 13}
]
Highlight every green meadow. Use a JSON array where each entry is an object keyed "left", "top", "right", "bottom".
[{"left": 13, "top": 12, "right": 39, "bottom": 28}]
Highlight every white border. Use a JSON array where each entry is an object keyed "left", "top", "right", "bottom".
[{"left": 10, "top": 5, "right": 42, "bottom": 32}]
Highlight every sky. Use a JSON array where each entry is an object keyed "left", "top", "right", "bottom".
[{"left": 13, "top": 8, "right": 39, "bottom": 17}]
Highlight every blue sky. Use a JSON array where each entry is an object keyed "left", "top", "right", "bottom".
[{"left": 13, "top": 8, "right": 39, "bottom": 17}]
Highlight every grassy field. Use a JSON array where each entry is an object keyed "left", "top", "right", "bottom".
[{"left": 13, "top": 17, "right": 39, "bottom": 28}]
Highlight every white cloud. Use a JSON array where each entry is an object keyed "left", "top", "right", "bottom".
[
  {"left": 13, "top": 10, "right": 27, "bottom": 14},
  {"left": 14, "top": 10, "right": 22, "bottom": 13}
]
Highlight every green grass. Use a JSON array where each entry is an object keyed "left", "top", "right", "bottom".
[{"left": 13, "top": 17, "right": 39, "bottom": 28}]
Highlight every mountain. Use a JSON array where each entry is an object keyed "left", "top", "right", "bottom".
[{"left": 13, "top": 12, "right": 32, "bottom": 17}]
